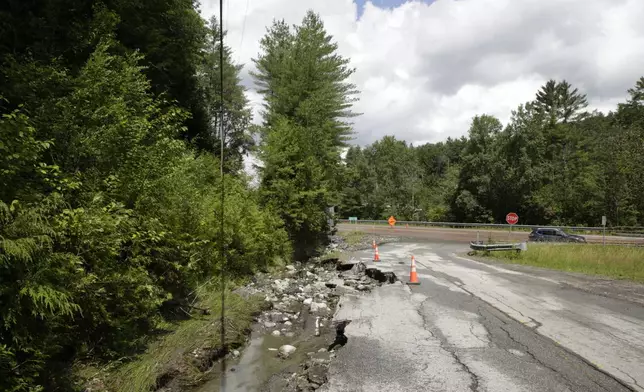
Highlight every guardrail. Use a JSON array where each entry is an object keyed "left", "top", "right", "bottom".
[
  {"left": 469, "top": 241, "right": 527, "bottom": 252},
  {"left": 338, "top": 219, "right": 644, "bottom": 235}
]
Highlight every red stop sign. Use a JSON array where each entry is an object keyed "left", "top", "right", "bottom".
[{"left": 506, "top": 212, "right": 519, "bottom": 225}]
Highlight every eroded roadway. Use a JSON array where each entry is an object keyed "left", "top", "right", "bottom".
[{"left": 320, "top": 241, "right": 644, "bottom": 392}]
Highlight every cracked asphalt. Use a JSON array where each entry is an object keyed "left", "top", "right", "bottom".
[{"left": 320, "top": 241, "right": 644, "bottom": 392}]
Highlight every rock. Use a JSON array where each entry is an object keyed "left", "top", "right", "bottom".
[
  {"left": 343, "top": 279, "right": 357, "bottom": 287},
  {"left": 310, "top": 302, "right": 328, "bottom": 313},
  {"left": 273, "top": 279, "right": 290, "bottom": 293},
  {"left": 325, "top": 278, "right": 344, "bottom": 289},
  {"left": 286, "top": 265, "right": 296, "bottom": 272},
  {"left": 306, "top": 271, "right": 315, "bottom": 277},
  {"left": 303, "top": 298, "right": 313, "bottom": 306},
  {"left": 296, "top": 375, "right": 311, "bottom": 391},
  {"left": 265, "top": 321, "right": 277, "bottom": 328},
  {"left": 302, "top": 284, "right": 313, "bottom": 295},
  {"left": 268, "top": 312, "right": 285, "bottom": 322},
  {"left": 306, "top": 363, "right": 328, "bottom": 385},
  {"left": 232, "top": 350, "right": 240, "bottom": 357},
  {"left": 313, "top": 282, "right": 327, "bottom": 291},
  {"left": 272, "top": 330, "right": 282, "bottom": 336},
  {"left": 268, "top": 348, "right": 278, "bottom": 351},
  {"left": 279, "top": 344, "right": 297, "bottom": 358},
  {"left": 356, "top": 284, "right": 369, "bottom": 291},
  {"left": 318, "top": 348, "right": 327, "bottom": 353},
  {"left": 285, "top": 332, "right": 295, "bottom": 337},
  {"left": 284, "top": 321, "right": 293, "bottom": 327}
]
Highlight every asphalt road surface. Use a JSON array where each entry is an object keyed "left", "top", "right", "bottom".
[
  {"left": 338, "top": 223, "right": 644, "bottom": 245},
  {"left": 321, "top": 241, "right": 644, "bottom": 392}
]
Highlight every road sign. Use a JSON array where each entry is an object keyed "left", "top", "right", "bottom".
[
  {"left": 506, "top": 212, "right": 519, "bottom": 225},
  {"left": 388, "top": 216, "right": 396, "bottom": 226},
  {"left": 602, "top": 216, "right": 607, "bottom": 226},
  {"left": 349, "top": 217, "right": 358, "bottom": 222}
]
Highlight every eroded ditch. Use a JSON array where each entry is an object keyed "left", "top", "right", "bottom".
[{"left": 193, "top": 239, "right": 398, "bottom": 392}]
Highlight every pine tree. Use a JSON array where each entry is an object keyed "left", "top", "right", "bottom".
[
  {"left": 198, "top": 16, "right": 253, "bottom": 172},
  {"left": 253, "top": 11, "right": 359, "bottom": 259}
]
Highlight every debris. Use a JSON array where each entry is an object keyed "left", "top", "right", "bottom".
[
  {"left": 310, "top": 302, "right": 328, "bottom": 313},
  {"left": 279, "top": 345, "right": 297, "bottom": 358}
]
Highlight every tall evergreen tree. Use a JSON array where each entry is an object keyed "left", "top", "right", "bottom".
[
  {"left": 198, "top": 16, "right": 253, "bottom": 172},
  {"left": 253, "top": 11, "right": 359, "bottom": 259}
]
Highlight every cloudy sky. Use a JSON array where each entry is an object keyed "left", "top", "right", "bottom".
[{"left": 199, "top": 0, "right": 644, "bottom": 147}]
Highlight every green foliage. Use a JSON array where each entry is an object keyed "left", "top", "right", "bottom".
[
  {"left": 0, "top": 9, "right": 289, "bottom": 391},
  {"left": 254, "top": 11, "right": 358, "bottom": 259},
  {"left": 339, "top": 78, "right": 644, "bottom": 227}
]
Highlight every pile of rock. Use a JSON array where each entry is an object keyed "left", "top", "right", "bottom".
[{"left": 328, "top": 234, "right": 400, "bottom": 252}]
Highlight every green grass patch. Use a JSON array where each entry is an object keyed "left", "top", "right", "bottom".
[
  {"left": 338, "top": 230, "right": 368, "bottom": 246},
  {"left": 481, "top": 244, "right": 644, "bottom": 283},
  {"left": 77, "top": 287, "right": 264, "bottom": 392}
]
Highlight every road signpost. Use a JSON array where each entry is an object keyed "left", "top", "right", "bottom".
[
  {"left": 602, "top": 215, "right": 606, "bottom": 246},
  {"left": 388, "top": 216, "right": 396, "bottom": 228},
  {"left": 506, "top": 212, "right": 519, "bottom": 240}
]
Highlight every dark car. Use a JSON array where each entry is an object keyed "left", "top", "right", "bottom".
[{"left": 528, "top": 228, "right": 586, "bottom": 243}]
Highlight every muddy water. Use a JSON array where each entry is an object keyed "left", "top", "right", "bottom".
[{"left": 196, "top": 313, "right": 334, "bottom": 391}]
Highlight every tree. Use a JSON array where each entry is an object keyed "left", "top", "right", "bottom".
[
  {"left": 534, "top": 79, "right": 588, "bottom": 125},
  {"left": 254, "top": 11, "right": 359, "bottom": 259},
  {"left": 198, "top": 16, "right": 253, "bottom": 172}
]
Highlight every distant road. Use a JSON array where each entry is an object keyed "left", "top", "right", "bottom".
[{"left": 337, "top": 223, "right": 644, "bottom": 245}]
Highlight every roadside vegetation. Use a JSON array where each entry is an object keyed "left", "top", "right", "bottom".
[
  {"left": 1, "top": 2, "right": 352, "bottom": 391},
  {"left": 77, "top": 289, "right": 264, "bottom": 392},
  {"left": 480, "top": 244, "right": 644, "bottom": 283}
]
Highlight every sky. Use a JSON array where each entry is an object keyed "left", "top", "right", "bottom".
[{"left": 200, "top": 0, "right": 644, "bottom": 149}]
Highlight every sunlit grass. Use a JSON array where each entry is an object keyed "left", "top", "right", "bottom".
[
  {"left": 77, "top": 288, "right": 263, "bottom": 392},
  {"left": 487, "top": 244, "right": 644, "bottom": 282},
  {"left": 340, "top": 230, "right": 368, "bottom": 246}
]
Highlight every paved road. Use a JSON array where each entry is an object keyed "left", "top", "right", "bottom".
[
  {"left": 321, "top": 241, "right": 644, "bottom": 392},
  {"left": 338, "top": 224, "right": 644, "bottom": 245}
]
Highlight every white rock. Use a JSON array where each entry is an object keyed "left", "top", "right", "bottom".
[
  {"left": 284, "top": 321, "right": 293, "bottom": 327},
  {"left": 265, "top": 321, "right": 277, "bottom": 328},
  {"left": 318, "top": 348, "right": 327, "bottom": 353},
  {"left": 286, "top": 265, "right": 296, "bottom": 271},
  {"left": 285, "top": 332, "right": 295, "bottom": 337},
  {"left": 303, "top": 298, "right": 313, "bottom": 306},
  {"left": 306, "top": 271, "right": 315, "bottom": 277},
  {"left": 310, "top": 302, "right": 328, "bottom": 313},
  {"left": 272, "top": 330, "right": 282, "bottom": 336},
  {"left": 233, "top": 350, "right": 241, "bottom": 357},
  {"left": 268, "top": 348, "right": 278, "bottom": 351},
  {"left": 278, "top": 344, "right": 297, "bottom": 358},
  {"left": 283, "top": 316, "right": 290, "bottom": 322}
]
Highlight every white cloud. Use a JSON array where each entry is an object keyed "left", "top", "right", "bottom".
[{"left": 201, "top": 0, "right": 644, "bottom": 149}]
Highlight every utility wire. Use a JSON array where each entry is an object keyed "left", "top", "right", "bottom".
[{"left": 219, "top": 0, "right": 227, "bottom": 389}]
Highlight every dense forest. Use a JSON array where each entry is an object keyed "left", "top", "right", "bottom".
[
  {"left": 0, "top": 1, "right": 352, "bottom": 390},
  {"left": 339, "top": 79, "right": 644, "bottom": 227}
]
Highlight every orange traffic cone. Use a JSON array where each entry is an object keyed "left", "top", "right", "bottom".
[
  {"left": 407, "top": 255, "right": 420, "bottom": 285},
  {"left": 373, "top": 245, "right": 380, "bottom": 262},
  {"left": 372, "top": 239, "right": 376, "bottom": 249}
]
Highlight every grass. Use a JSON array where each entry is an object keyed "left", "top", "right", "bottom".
[
  {"left": 338, "top": 230, "right": 368, "bottom": 246},
  {"left": 480, "top": 244, "right": 644, "bottom": 283},
  {"left": 77, "top": 287, "right": 264, "bottom": 392}
]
